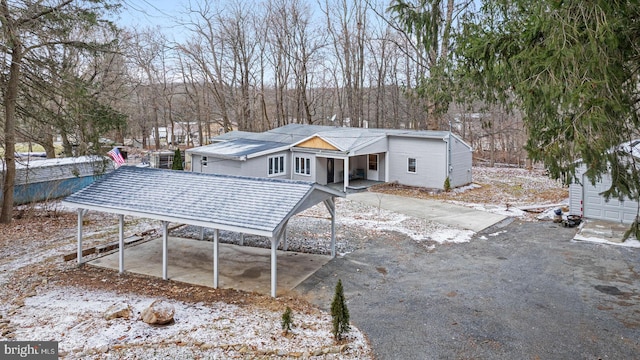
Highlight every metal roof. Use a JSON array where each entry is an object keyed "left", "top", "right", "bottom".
[
  {"left": 187, "top": 139, "right": 290, "bottom": 160},
  {"left": 193, "top": 124, "right": 470, "bottom": 159},
  {"left": 62, "top": 166, "right": 343, "bottom": 237}
]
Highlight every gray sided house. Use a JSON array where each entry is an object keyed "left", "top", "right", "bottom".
[
  {"left": 569, "top": 140, "right": 640, "bottom": 224},
  {"left": 187, "top": 124, "right": 472, "bottom": 192}
]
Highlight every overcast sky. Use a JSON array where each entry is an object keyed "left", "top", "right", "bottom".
[{"left": 115, "top": 0, "right": 185, "bottom": 31}]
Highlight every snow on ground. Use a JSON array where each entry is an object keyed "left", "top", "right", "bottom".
[
  {"left": 0, "top": 166, "right": 582, "bottom": 359},
  {"left": 329, "top": 199, "right": 475, "bottom": 245},
  {"left": 12, "top": 287, "right": 369, "bottom": 359},
  {"left": 573, "top": 234, "right": 640, "bottom": 248}
]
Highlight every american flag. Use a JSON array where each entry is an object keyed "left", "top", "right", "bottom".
[{"left": 107, "top": 147, "right": 125, "bottom": 168}]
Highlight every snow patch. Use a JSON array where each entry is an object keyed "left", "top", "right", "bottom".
[
  {"left": 573, "top": 235, "right": 640, "bottom": 248},
  {"left": 11, "top": 287, "right": 370, "bottom": 359}
]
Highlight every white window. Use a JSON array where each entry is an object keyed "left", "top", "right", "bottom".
[
  {"left": 295, "top": 157, "right": 311, "bottom": 175},
  {"left": 408, "top": 158, "right": 417, "bottom": 173},
  {"left": 202, "top": 156, "right": 208, "bottom": 167},
  {"left": 268, "top": 155, "right": 285, "bottom": 175}
]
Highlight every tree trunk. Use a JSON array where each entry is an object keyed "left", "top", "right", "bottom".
[{"left": 1, "top": 42, "right": 22, "bottom": 223}]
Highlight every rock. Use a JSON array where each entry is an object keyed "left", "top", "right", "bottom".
[
  {"left": 104, "top": 302, "right": 132, "bottom": 320},
  {"left": 140, "top": 300, "right": 174, "bottom": 325}
]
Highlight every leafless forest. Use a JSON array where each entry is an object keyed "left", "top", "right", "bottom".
[{"left": 2, "top": 0, "right": 526, "bottom": 166}]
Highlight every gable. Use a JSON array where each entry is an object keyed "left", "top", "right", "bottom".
[{"left": 295, "top": 136, "right": 339, "bottom": 151}]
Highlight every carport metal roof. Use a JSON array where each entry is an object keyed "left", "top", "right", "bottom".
[{"left": 62, "top": 166, "right": 343, "bottom": 297}]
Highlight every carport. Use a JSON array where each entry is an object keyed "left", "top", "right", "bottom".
[{"left": 62, "top": 166, "right": 343, "bottom": 297}]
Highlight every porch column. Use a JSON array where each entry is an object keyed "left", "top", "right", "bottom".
[
  {"left": 240, "top": 233, "right": 244, "bottom": 246},
  {"left": 199, "top": 227, "right": 205, "bottom": 240},
  {"left": 118, "top": 214, "right": 125, "bottom": 273},
  {"left": 162, "top": 221, "right": 169, "bottom": 280},
  {"left": 77, "top": 209, "right": 84, "bottom": 265},
  {"left": 385, "top": 151, "right": 390, "bottom": 182},
  {"left": 343, "top": 157, "right": 350, "bottom": 192},
  {"left": 213, "top": 228, "right": 219, "bottom": 288}
]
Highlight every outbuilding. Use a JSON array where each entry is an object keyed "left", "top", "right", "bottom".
[
  {"left": 569, "top": 140, "right": 640, "bottom": 224},
  {"left": 62, "top": 166, "right": 343, "bottom": 297}
]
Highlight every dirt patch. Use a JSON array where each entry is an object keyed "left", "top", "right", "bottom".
[{"left": 371, "top": 166, "right": 568, "bottom": 207}]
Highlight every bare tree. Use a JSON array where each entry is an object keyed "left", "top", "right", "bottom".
[
  {"left": 322, "top": 0, "right": 367, "bottom": 127},
  {"left": 0, "top": 0, "right": 120, "bottom": 223}
]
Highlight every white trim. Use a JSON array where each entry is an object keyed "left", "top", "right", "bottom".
[{"left": 62, "top": 201, "right": 275, "bottom": 238}]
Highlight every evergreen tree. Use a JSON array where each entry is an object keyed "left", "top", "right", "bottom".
[
  {"left": 444, "top": 177, "right": 451, "bottom": 192},
  {"left": 172, "top": 149, "right": 184, "bottom": 170},
  {"left": 453, "top": 1, "right": 640, "bottom": 238},
  {"left": 330, "top": 279, "right": 350, "bottom": 341},
  {"left": 281, "top": 306, "right": 293, "bottom": 335}
]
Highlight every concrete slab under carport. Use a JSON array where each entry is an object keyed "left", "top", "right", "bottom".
[{"left": 88, "top": 237, "right": 331, "bottom": 295}]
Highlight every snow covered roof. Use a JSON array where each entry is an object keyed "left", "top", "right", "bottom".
[
  {"left": 618, "top": 139, "right": 640, "bottom": 158},
  {"left": 12, "top": 155, "right": 109, "bottom": 170},
  {"left": 62, "top": 166, "right": 343, "bottom": 237}
]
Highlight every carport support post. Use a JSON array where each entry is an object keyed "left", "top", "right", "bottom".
[
  {"left": 270, "top": 235, "right": 280, "bottom": 298},
  {"left": 162, "top": 221, "right": 168, "bottom": 280},
  {"left": 118, "top": 214, "right": 124, "bottom": 273},
  {"left": 281, "top": 221, "right": 289, "bottom": 251},
  {"left": 343, "top": 157, "right": 350, "bottom": 192},
  {"left": 77, "top": 209, "right": 84, "bottom": 265},
  {"left": 324, "top": 198, "right": 337, "bottom": 258},
  {"left": 213, "top": 228, "right": 219, "bottom": 288},
  {"left": 199, "top": 227, "right": 205, "bottom": 241}
]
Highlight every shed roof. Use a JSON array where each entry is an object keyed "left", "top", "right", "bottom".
[{"left": 62, "top": 166, "right": 343, "bottom": 237}]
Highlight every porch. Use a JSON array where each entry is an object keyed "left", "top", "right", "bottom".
[{"left": 327, "top": 179, "right": 384, "bottom": 193}]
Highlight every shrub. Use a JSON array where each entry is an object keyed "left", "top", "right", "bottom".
[
  {"left": 281, "top": 306, "right": 293, "bottom": 335},
  {"left": 330, "top": 279, "right": 350, "bottom": 341},
  {"left": 444, "top": 177, "right": 451, "bottom": 192}
]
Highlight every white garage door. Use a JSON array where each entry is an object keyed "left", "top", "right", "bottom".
[{"left": 582, "top": 174, "right": 639, "bottom": 224}]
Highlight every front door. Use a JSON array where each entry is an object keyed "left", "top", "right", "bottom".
[
  {"left": 327, "top": 158, "right": 334, "bottom": 183},
  {"left": 367, "top": 154, "right": 378, "bottom": 180}
]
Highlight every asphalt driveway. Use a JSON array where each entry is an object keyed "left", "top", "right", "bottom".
[{"left": 296, "top": 220, "right": 640, "bottom": 359}]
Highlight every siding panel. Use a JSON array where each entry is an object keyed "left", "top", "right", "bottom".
[{"left": 387, "top": 137, "right": 446, "bottom": 188}]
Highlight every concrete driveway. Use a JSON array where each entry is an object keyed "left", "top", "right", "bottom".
[
  {"left": 296, "top": 220, "right": 640, "bottom": 359},
  {"left": 347, "top": 192, "right": 507, "bottom": 232}
]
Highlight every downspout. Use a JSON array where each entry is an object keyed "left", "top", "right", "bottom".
[{"left": 447, "top": 122, "right": 453, "bottom": 181}]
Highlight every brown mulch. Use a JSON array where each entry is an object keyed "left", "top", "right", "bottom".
[{"left": 52, "top": 265, "right": 316, "bottom": 314}]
